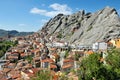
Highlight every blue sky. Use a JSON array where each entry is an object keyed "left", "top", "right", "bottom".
[{"left": 0, "top": 0, "right": 120, "bottom": 32}]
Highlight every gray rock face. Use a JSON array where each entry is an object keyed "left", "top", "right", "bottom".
[{"left": 39, "top": 6, "right": 120, "bottom": 45}]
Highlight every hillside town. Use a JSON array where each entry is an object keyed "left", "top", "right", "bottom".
[{"left": 0, "top": 30, "right": 120, "bottom": 80}]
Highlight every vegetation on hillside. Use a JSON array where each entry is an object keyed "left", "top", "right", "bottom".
[
  {"left": 32, "top": 70, "right": 52, "bottom": 80},
  {"left": 0, "top": 40, "right": 18, "bottom": 58},
  {"left": 57, "top": 32, "right": 63, "bottom": 38},
  {"left": 78, "top": 48, "right": 120, "bottom": 80},
  {"left": 26, "top": 55, "right": 33, "bottom": 63},
  {"left": 0, "top": 29, "right": 34, "bottom": 37}
]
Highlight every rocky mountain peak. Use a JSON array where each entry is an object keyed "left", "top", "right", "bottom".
[{"left": 39, "top": 6, "right": 120, "bottom": 45}]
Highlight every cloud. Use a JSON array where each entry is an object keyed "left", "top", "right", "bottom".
[
  {"left": 30, "top": 8, "right": 47, "bottom": 14},
  {"left": 41, "top": 19, "right": 48, "bottom": 23},
  {"left": 38, "top": 19, "right": 49, "bottom": 27},
  {"left": 49, "top": 3, "right": 72, "bottom": 12},
  {"left": 30, "top": 3, "right": 72, "bottom": 17}
]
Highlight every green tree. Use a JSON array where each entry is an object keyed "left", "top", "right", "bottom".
[
  {"left": 78, "top": 49, "right": 120, "bottom": 80},
  {"left": 57, "top": 33, "right": 63, "bottom": 38},
  {"left": 74, "top": 53, "right": 80, "bottom": 61},
  {"left": 106, "top": 48, "right": 120, "bottom": 79},
  {"left": 0, "top": 40, "right": 18, "bottom": 58},
  {"left": 32, "top": 70, "right": 52, "bottom": 80},
  {"left": 0, "top": 50, "right": 4, "bottom": 57},
  {"left": 64, "top": 50, "right": 69, "bottom": 58},
  {"left": 26, "top": 55, "right": 33, "bottom": 63},
  {"left": 78, "top": 53, "right": 101, "bottom": 80},
  {"left": 59, "top": 72, "right": 69, "bottom": 80}
]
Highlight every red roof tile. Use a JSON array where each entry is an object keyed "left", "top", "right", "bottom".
[
  {"left": 12, "top": 74, "right": 21, "bottom": 79},
  {"left": 62, "top": 64, "right": 73, "bottom": 69},
  {"left": 31, "top": 68, "right": 40, "bottom": 74},
  {"left": 41, "top": 58, "right": 54, "bottom": 63},
  {"left": 2, "top": 68, "right": 11, "bottom": 73},
  {"left": 20, "top": 53, "right": 26, "bottom": 57},
  {"left": 52, "top": 53, "right": 59, "bottom": 59},
  {"left": 50, "top": 48, "right": 57, "bottom": 51},
  {"left": 50, "top": 64, "right": 57, "bottom": 69},
  {"left": 63, "top": 59, "right": 74, "bottom": 63}
]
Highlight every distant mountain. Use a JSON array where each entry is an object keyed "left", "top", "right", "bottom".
[
  {"left": 0, "top": 29, "right": 34, "bottom": 38},
  {"left": 39, "top": 6, "right": 120, "bottom": 45}
]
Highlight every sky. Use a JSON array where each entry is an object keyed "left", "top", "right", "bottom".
[{"left": 0, "top": 0, "right": 120, "bottom": 32}]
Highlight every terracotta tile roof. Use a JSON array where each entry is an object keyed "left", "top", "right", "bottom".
[
  {"left": 52, "top": 53, "right": 59, "bottom": 59},
  {"left": 0, "top": 70, "right": 3, "bottom": 73},
  {"left": 50, "top": 48, "right": 57, "bottom": 51},
  {"left": 0, "top": 78, "right": 8, "bottom": 80},
  {"left": 62, "top": 64, "right": 73, "bottom": 69},
  {"left": 2, "top": 68, "right": 11, "bottom": 73},
  {"left": 24, "top": 64, "right": 33, "bottom": 69},
  {"left": 107, "top": 41, "right": 113, "bottom": 45},
  {"left": 63, "top": 59, "right": 74, "bottom": 63},
  {"left": 10, "top": 69, "right": 20, "bottom": 74},
  {"left": 50, "top": 64, "right": 57, "bottom": 69},
  {"left": 27, "top": 72, "right": 35, "bottom": 77},
  {"left": 20, "top": 53, "right": 26, "bottom": 57},
  {"left": 8, "top": 63, "right": 16, "bottom": 67},
  {"left": 23, "top": 70, "right": 36, "bottom": 77},
  {"left": 11, "top": 73, "right": 21, "bottom": 79},
  {"left": 0, "top": 73, "right": 4, "bottom": 80},
  {"left": 41, "top": 58, "right": 54, "bottom": 63},
  {"left": 85, "top": 50, "right": 94, "bottom": 55},
  {"left": 15, "top": 77, "right": 22, "bottom": 80},
  {"left": 31, "top": 68, "right": 40, "bottom": 74},
  {"left": 31, "top": 49, "right": 40, "bottom": 53},
  {"left": 53, "top": 74, "right": 59, "bottom": 80}
]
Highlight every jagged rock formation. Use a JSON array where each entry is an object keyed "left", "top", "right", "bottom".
[{"left": 39, "top": 6, "right": 120, "bottom": 45}]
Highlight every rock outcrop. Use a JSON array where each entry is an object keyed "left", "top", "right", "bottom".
[{"left": 39, "top": 6, "right": 120, "bottom": 45}]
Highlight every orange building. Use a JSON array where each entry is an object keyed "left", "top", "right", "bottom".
[{"left": 109, "top": 39, "right": 120, "bottom": 48}]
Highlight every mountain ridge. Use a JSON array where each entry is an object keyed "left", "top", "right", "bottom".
[
  {"left": 39, "top": 6, "right": 120, "bottom": 45},
  {"left": 0, "top": 29, "right": 34, "bottom": 38}
]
